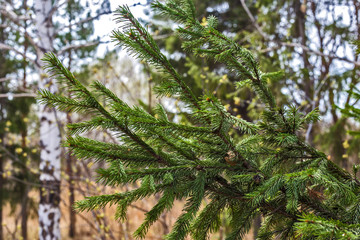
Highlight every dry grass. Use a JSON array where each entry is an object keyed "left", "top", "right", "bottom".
[{"left": 2, "top": 188, "right": 254, "bottom": 240}]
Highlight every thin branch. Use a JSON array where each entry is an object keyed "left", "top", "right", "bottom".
[
  {"left": 57, "top": 41, "right": 100, "bottom": 55},
  {"left": 0, "top": 2, "right": 31, "bottom": 27},
  {"left": 48, "top": 0, "right": 71, "bottom": 19},
  {"left": 0, "top": 14, "right": 41, "bottom": 58},
  {"left": 0, "top": 93, "right": 37, "bottom": 98},
  {"left": 0, "top": 43, "right": 25, "bottom": 57},
  {"left": 279, "top": 42, "right": 360, "bottom": 67},
  {"left": 0, "top": 77, "right": 11, "bottom": 83},
  {"left": 152, "top": 33, "right": 173, "bottom": 40},
  {"left": 24, "top": 32, "right": 41, "bottom": 56},
  {"left": 239, "top": 0, "right": 267, "bottom": 38},
  {"left": 0, "top": 145, "right": 34, "bottom": 173},
  {"left": 0, "top": 43, "right": 36, "bottom": 65},
  {"left": 239, "top": 0, "right": 360, "bottom": 67},
  {"left": 59, "top": 10, "right": 112, "bottom": 31}
]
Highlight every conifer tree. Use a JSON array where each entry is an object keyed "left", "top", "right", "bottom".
[{"left": 39, "top": 1, "right": 360, "bottom": 239}]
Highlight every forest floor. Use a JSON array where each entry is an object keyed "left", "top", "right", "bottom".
[{"left": 3, "top": 189, "right": 253, "bottom": 240}]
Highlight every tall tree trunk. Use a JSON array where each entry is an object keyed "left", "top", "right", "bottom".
[
  {"left": 21, "top": 0, "right": 29, "bottom": 235},
  {"left": 0, "top": 151, "right": 3, "bottom": 240},
  {"left": 66, "top": 113, "right": 76, "bottom": 238},
  {"left": 20, "top": 121, "right": 28, "bottom": 240},
  {"left": 0, "top": 15, "right": 6, "bottom": 240},
  {"left": 21, "top": 128, "right": 28, "bottom": 240},
  {"left": 66, "top": 13, "right": 76, "bottom": 234},
  {"left": 34, "top": 0, "right": 62, "bottom": 239},
  {"left": 252, "top": 215, "right": 261, "bottom": 239},
  {"left": 295, "top": 0, "right": 314, "bottom": 144},
  {"left": 21, "top": 186, "right": 29, "bottom": 240}
]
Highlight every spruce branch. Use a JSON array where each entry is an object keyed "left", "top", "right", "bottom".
[
  {"left": 38, "top": 1, "right": 360, "bottom": 239},
  {"left": 41, "top": 53, "right": 170, "bottom": 166}
]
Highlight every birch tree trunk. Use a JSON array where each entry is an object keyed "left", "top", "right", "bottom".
[
  {"left": 34, "top": 0, "right": 62, "bottom": 239},
  {"left": 0, "top": 16, "right": 6, "bottom": 240}
]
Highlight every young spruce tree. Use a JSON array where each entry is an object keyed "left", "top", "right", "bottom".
[{"left": 39, "top": 1, "right": 360, "bottom": 239}]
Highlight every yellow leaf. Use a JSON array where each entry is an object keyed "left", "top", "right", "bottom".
[
  {"left": 15, "top": 148, "right": 23, "bottom": 154},
  {"left": 220, "top": 74, "right": 228, "bottom": 83},
  {"left": 200, "top": 17, "right": 208, "bottom": 26}
]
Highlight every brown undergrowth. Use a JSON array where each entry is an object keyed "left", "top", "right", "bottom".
[{"left": 2, "top": 183, "right": 253, "bottom": 240}]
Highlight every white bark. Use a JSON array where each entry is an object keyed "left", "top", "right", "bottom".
[
  {"left": 35, "top": 0, "right": 61, "bottom": 239},
  {"left": 1, "top": 0, "right": 112, "bottom": 238}
]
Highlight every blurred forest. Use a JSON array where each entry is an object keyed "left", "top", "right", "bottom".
[{"left": 0, "top": 0, "right": 359, "bottom": 239}]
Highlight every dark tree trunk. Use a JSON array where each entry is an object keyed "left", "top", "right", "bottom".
[
  {"left": 253, "top": 215, "right": 261, "bottom": 239},
  {"left": 0, "top": 9, "right": 7, "bottom": 240},
  {"left": 21, "top": 186, "right": 29, "bottom": 240},
  {"left": 66, "top": 124, "right": 76, "bottom": 238},
  {"left": 0, "top": 154, "right": 3, "bottom": 240}
]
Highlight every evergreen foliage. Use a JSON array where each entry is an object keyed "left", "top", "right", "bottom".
[{"left": 39, "top": 1, "right": 360, "bottom": 239}]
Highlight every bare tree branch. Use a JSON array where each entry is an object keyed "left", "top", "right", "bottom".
[
  {"left": 279, "top": 42, "right": 360, "bottom": 67},
  {"left": 57, "top": 41, "right": 100, "bottom": 55},
  {"left": 0, "top": 93, "right": 37, "bottom": 98},
  {"left": 239, "top": 0, "right": 360, "bottom": 67},
  {"left": 0, "top": 43, "right": 36, "bottom": 65},
  {"left": 0, "top": 1, "right": 31, "bottom": 27},
  {"left": 153, "top": 33, "right": 173, "bottom": 40},
  {"left": 0, "top": 77, "right": 11, "bottom": 83},
  {"left": 48, "top": 0, "right": 71, "bottom": 19},
  {"left": 59, "top": 10, "right": 112, "bottom": 31},
  {"left": 0, "top": 145, "right": 33, "bottom": 171},
  {"left": 239, "top": 0, "right": 267, "bottom": 38},
  {"left": 0, "top": 6, "right": 41, "bottom": 57},
  {"left": 25, "top": 32, "right": 42, "bottom": 56}
]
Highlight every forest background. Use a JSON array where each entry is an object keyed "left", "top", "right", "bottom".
[{"left": 0, "top": 0, "right": 359, "bottom": 239}]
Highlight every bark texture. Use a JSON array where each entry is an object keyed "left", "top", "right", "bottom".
[{"left": 35, "top": 0, "right": 61, "bottom": 239}]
